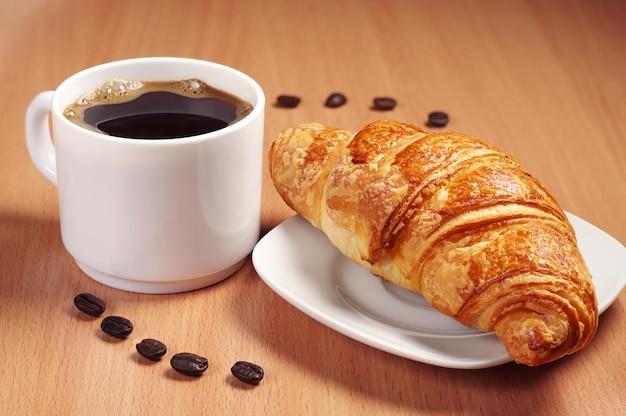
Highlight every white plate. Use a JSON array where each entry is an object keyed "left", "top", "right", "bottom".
[{"left": 252, "top": 213, "right": 626, "bottom": 369}]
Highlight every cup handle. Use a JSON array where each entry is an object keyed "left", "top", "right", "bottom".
[{"left": 25, "top": 91, "right": 57, "bottom": 186}]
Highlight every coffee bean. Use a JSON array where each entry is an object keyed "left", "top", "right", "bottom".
[
  {"left": 170, "top": 353, "right": 208, "bottom": 377},
  {"left": 276, "top": 95, "right": 301, "bottom": 108},
  {"left": 136, "top": 338, "right": 167, "bottom": 361},
  {"left": 73, "top": 293, "right": 105, "bottom": 317},
  {"left": 428, "top": 111, "right": 449, "bottom": 127},
  {"left": 231, "top": 361, "right": 264, "bottom": 385},
  {"left": 373, "top": 97, "right": 397, "bottom": 111},
  {"left": 100, "top": 316, "right": 133, "bottom": 339},
  {"left": 324, "top": 93, "right": 347, "bottom": 108}
]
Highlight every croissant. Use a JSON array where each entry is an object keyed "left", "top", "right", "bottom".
[{"left": 269, "top": 119, "right": 598, "bottom": 366}]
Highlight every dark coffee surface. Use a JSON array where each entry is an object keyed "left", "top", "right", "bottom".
[
  {"left": 97, "top": 112, "right": 228, "bottom": 139},
  {"left": 85, "top": 91, "right": 232, "bottom": 139},
  {"left": 64, "top": 79, "right": 253, "bottom": 139}
]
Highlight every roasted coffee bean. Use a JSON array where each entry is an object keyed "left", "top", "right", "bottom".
[
  {"left": 100, "top": 316, "right": 133, "bottom": 339},
  {"left": 428, "top": 111, "right": 449, "bottom": 127},
  {"left": 136, "top": 338, "right": 167, "bottom": 361},
  {"left": 324, "top": 93, "right": 347, "bottom": 108},
  {"left": 170, "top": 353, "right": 208, "bottom": 377},
  {"left": 231, "top": 361, "right": 264, "bottom": 385},
  {"left": 373, "top": 97, "right": 397, "bottom": 111},
  {"left": 276, "top": 95, "right": 301, "bottom": 108},
  {"left": 73, "top": 293, "right": 105, "bottom": 317}
]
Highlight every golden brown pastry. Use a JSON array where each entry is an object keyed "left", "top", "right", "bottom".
[{"left": 269, "top": 120, "right": 598, "bottom": 366}]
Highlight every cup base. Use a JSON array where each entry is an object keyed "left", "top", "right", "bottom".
[{"left": 75, "top": 259, "right": 246, "bottom": 294}]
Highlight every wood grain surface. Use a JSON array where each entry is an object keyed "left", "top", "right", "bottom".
[{"left": 1, "top": 0, "right": 624, "bottom": 415}]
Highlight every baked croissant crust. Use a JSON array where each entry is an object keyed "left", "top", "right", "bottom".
[{"left": 269, "top": 120, "right": 598, "bottom": 366}]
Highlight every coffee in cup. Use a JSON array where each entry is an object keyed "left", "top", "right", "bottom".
[{"left": 63, "top": 78, "right": 253, "bottom": 139}]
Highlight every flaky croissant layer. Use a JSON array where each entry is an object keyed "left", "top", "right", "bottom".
[{"left": 269, "top": 120, "right": 598, "bottom": 366}]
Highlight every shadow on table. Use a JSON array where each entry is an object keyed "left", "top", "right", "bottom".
[{"left": 0, "top": 211, "right": 77, "bottom": 297}]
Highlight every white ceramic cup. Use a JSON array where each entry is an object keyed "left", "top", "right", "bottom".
[{"left": 25, "top": 57, "right": 265, "bottom": 294}]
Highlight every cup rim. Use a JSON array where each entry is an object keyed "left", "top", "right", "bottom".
[{"left": 51, "top": 57, "right": 265, "bottom": 145}]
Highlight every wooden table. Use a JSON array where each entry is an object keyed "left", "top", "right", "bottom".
[{"left": 1, "top": 0, "right": 624, "bottom": 414}]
